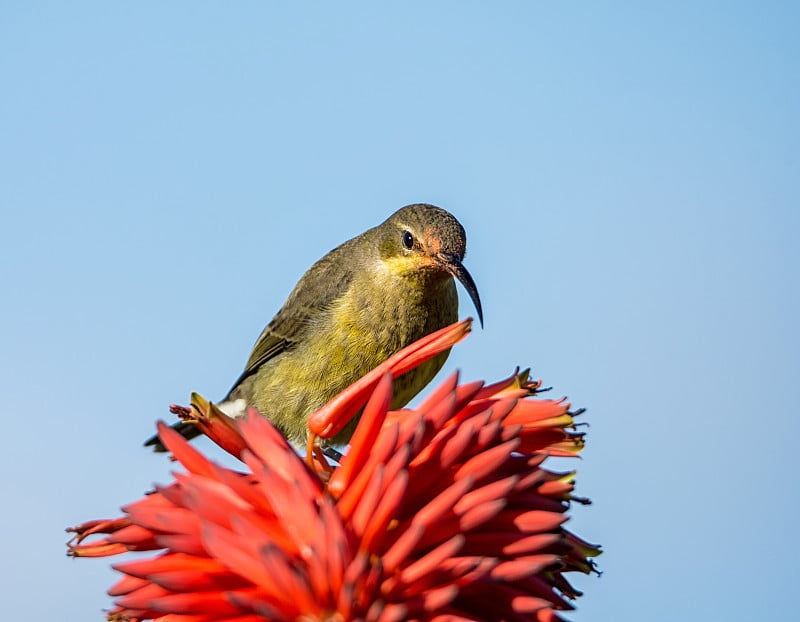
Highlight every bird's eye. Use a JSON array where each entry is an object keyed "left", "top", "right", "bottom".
[{"left": 402, "top": 230, "right": 414, "bottom": 250}]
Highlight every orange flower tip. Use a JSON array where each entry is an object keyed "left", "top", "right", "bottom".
[
  {"left": 513, "top": 368, "right": 531, "bottom": 387},
  {"left": 168, "top": 403, "right": 193, "bottom": 419},
  {"left": 67, "top": 542, "right": 129, "bottom": 558},
  {"left": 65, "top": 522, "right": 93, "bottom": 537},
  {"left": 189, "top": 391, "right": 211, "bottom": 412},
  {"left": 517, "top": 369, "right": 546, "bottom": 393},
  {"left": 568, "top": 534, "right": 603, "bottom": 560}
]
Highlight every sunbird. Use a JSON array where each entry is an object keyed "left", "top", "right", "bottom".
[{"left": 146, "top": 203, "right": 482, "bottom": 450}]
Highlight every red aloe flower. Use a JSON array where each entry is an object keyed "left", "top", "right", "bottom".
[{"left": 68, "top": 319, "right": 600, "bottom": 621}]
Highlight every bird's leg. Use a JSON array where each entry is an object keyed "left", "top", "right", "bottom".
[{"left": 306, "top": 432, "right": 334, "bottom": 473}]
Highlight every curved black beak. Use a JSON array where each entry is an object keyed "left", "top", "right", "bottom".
[{"left": 436, "top": 253, "right": 484, "bottom": 328}]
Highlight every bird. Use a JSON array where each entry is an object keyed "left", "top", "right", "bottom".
[{"left": 145, "top": 203, "right": 482, "bottom": 450}]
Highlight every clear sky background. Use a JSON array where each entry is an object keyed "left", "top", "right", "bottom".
[{"left": 1, "top": 2, "right": 798, "bottom": 620}]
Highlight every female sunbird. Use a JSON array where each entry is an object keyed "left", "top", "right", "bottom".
[{"left": 146, "top": 203, "right": 482, "bottom": 449}]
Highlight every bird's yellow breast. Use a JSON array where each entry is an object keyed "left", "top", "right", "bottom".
[{"left": 248, "top": 261, "right": 459, "bottom": 444}]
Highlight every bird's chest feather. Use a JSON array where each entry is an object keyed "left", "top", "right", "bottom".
[
  {"left": 293, "top": 269, "right": 454, "bottom": 390},
  {"left": 329, "top": 272, "right": 456, "bottom": 358}
]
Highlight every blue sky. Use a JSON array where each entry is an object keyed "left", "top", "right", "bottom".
[{"left": 1, "top": 2, "right": 798, "bottom": 620}]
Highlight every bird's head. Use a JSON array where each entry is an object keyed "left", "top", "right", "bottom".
[{"left": 376, "top": 203, "right": 483, "bottom": 327}]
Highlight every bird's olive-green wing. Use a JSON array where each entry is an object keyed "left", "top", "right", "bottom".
[{"left": 225, "top": 238, "right": 360, "bottom": 394}]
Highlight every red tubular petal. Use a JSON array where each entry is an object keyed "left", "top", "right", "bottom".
[
  {"left": 147, "top": 569, "right": 252, "bottom": 592},
  {"left": 349, "top": 463, "right": 385, "bottom": 538},
  {"left": 225, "top": 509, "right": 300, "bottom": 560},
  {"left": 199, "top": 524, "right": 275, "bottom": 590},
  {"left": 452, "top": 379, "right": 488, "bottom": 411},
  {"left": 68, "top": 540, "right": 131, "bottom": 557},
  {"left": 385, "top": 320, "right": 472, "bottom": 378},
  {"left": 113, "top": 581, "right": 173, "bottom": 611},
  {"left": 472, "top": 370, "right": 521, "bottom": 399},
  {"left": 412, "top": 497, "right": 505, "bottom": 552},
  {"left": 123, "top": 505, "right": 202, "bottom": 538},
  {"left": 411, "top": 475, "right": 474, "bottom": 532},
  {"left": 308, "top": 320, "right": 471, "bottom": 437},
  {"left": 238, "top": 444, "right": 329, "bottom": 559},
  {"left": 389, "top": 413, "right": 431, "bottom": 462},
  {"left": 358, "top": 468, "right": 409, "bottom": 554},
  {"left": 417, "top": 391, "right": 459, "bottom": 437},
  {"left": 482, "top": 509, "right": 568, "bottom": 534},
  {"left": 327, "top": 372, "right": 393, "bottom": 496},
  {"left": 505, "top": 398, "right": 570, "bottom": 425},
  {"left": 470, "top": 532, "right": 564, "bottom": 557},
  {"left": 507, "top": 533, "right": 568, "bottom": 557},
  {"left": 177, "top": 477, "right": 253, "bottom": 531},
  {"left": 511, "top": 458, "right": 549, "bottom": 491},
  {"left": 536, "top": 609, "right": 568, "bottom": 622},
  {"left": 447, "top": 395, "right": 517, "bottom": 428},
  {"left": 509, "top": 595, "right": 555, "bottom": 614},
  {"left": 216, "top": 470, "right": 279, "bottom": 519},
  {"left": 475, "top": 418, "right": 506, "bottom": 450},
  {"left": 237, "top": 411, "right": 302, "bottom": 466},
  {"left": 109, "top": 524, "right": 161, "bottom": 547},
  {"left": 108, "top": 574, "right": 150, "bottom": 596},
  {"left": 409, "top": 415, "right": 469, "bottom": 472},
  {"left": 149, "top": 482, "right": 187, "bottom": 509},
  {"left": 536, "top": 480, "right": 575, "bottom": 498},
  {"left": 509, "top": 575, "right": 575, "bottom": 610},
  {"left": 453, "top": 438, "right": 520, "bottom": 482},
  {"left": 458, "top": 582, "right": 555, "bottom": 615},
  {"left": 335, "top": 421, "right": 401, "bottom": 520},
  {"left": 516, "top": 430, "right": 583, "bottom": 455},
  {"left": 434, "top": 420, "right": 478, "bottom": 471},
  {"left": 453, "top": 475, "right": 519, "bottom": 516},
  {"left": 458, "top": 498, "right": 508, "bottom": 531},
  {"left": 420, "top": 584, "right": 460, "bottom": 612},
  {"left": 415, "top": 371, "right": 460, "bottom": 414},
  {"left": 190, "top": 394, "right": 251, "bottom": 459},
  {"left": 450, "top": 557, "right": 502, "bottom": 588},
  {"left": 155, "top": 421, "right": 216, "bottom": 478},
  {"left": 397, "top": 585, "right": 460, "bottom": 618},
  {"left": 507, "top": 492, "right": 568, "bottom": 514},
  {"left": 381, "top": 524, "right": 425, "bottom": 573},
  {"left": 382, "top": 555, "right": 488, "bottom": 599},
  {"left": 112, "top": 553, "right": 226, "bottom": 580},
  {"left": 371, "top": 601, "right": 409, "bottom": 622},
  {"left": 397, "top": 534, "right": 465, "bottom": 591},
  {"left": 67, "top": 517, "right": 132, "bottom": 540},
  {"left": 489, "top": 555, "right": 563, "bottom": 581},
  {"left": 321, "top": 501, "right": 349, "bottom": 596},
  {"left": 133, "top": 589, "right": 257, "bottom": 616},
  {"left": 153, "top": 533, "right": 207, "bottom": 556}
]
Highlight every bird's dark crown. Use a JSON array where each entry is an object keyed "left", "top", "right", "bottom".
[{"left": 384, "top": 203, "right": 467, "bottom": 260}]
